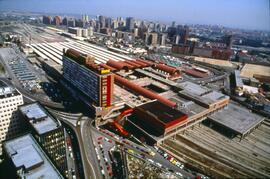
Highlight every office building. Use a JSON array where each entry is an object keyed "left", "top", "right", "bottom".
[
  {"left": 0, "top": 80, "right": 24, "bottom": 155},
  {"left": 158, "top": 33, "right": 167, "bottom": 46},
  {"left": 82, "top": 28, "right": 88, "bottom": 37},
  {"left": 82, "top": 14, "right": 89, "bottom": 22},
  {"left": 19, "top": 103, "right": 67, "bottom": 175},
  {"left": 177, "top": 25, "right": 189, "bottom": 45},
  {"left": 88, "top": 27, "right": 94, "bottom": 36},
  {"left": 63, "top": 49, "right": 114, "bottom": 108},
  {"left": 99, "top": 15, "right": 106, "bottom": 28},
  {"left": 224, "top": 35, "right": 233, "bottom": 49},
  {"left": 133, "top": 28, "right": 139, "bottom": 37},
  {"left": 171, "top": 21, "right": 176, "bottom": 28},
  {"left": 42, "top": 16, "right": 52, "bottom": 25},
  {"left": 68, "top": 27, "right": 82, "bottom": 37},
  {"left": 126, "top": 17, "right": 135, "bottom": 31},
  {"left": 67, "top": 18, "right": 75, "bottom": 27},
  {"left": 175, "top": 35, "right": 180, "bottom": 44},
  {"left": 3, "top": 134, "right": 63, "bottom": 179},
  {"left": 62, "top": 17, "right": 67, "bottom": 26},
  {"left": 52, "top": 16, "right": 62, "bottom": 26},
  {"left": 105, "top": 17, "right": 112, "bottom": 28},
  {"left": 75, "top": 19, "right": 85, "bottom": 28},
  {"left": 146, "top": 33, "right": 158, "bottom": 46}
]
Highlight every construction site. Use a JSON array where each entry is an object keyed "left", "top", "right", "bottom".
[{"left": 6, "top": 23, "right": 268, "bottom": 178}]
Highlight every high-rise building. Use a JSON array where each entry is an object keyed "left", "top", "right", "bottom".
[
  {"left": 147, "top": 33, "right": 158, "bottom": 46},
  {"left": 82, "top": 14, "right": 89, "bottom": 22},
  {"left": 42, "top": 16, "right": 52, "bottom": 25},
  {"left": 67, "top": 18, "right": 75, "bottom": 27},
  {"left": 75, "top": 19, "right": 85, "bottom": 28},
  {"left": 112, "top": 20, "right": 119, "bottom": 29},
  {"left": 133, "top": 28, "right": 139, "bottom": 37},
  {"left": 99, "top": 15, "right": 106, "bottom": 28},
  {"left": 171, "top": 21, "right": 176, "bottom": 28},
  {"left": 19, "top": 103, "right": 67, "bottom": 175},
  {"left": 68, "top": 27, "right": 82, "bottom": 37},
  {"left": 62, "top": 17, "right": 68, "bottom": 26},
  {"left": 52, "top": 16, "right": 62, "bottom": 26},
  {"left": 63, "top": 49, "right": 114, "bottom": 108},
  {"left": 82, "top": 28, "right": 88, "bottom": 37},
  {"left": 88, "top": 27, "right": 94, "bottom": 36},
  {"left": 224, "top": 35, "right": 233, "bottom": 49},
  {"left": 175, "top": 34, "right": 180, "bottom": 44},
  {"left": 105, "top": 17, "right": 112, "bottom": 28},
  {"left": 0, "top": 80, "right": 24, "bottom": 155},
  {"left": 158, "top": 33, "right": 167, "bottom": 46},
  {"left": 177, "top": 25, "right": 189, "bottom": 45},
  {"left": 126, "top": 17, "right": 135, "bottom": 31}
]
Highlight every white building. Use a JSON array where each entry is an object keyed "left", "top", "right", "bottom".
[{"left": 0, "top": 80, "right": 24, "bottom": 155}]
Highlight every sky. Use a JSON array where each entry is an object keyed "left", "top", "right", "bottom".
[{"left": 0, "top": 0, "right": 269, "bottom": 31}]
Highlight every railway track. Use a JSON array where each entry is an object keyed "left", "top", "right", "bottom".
[
  {"left": 181, "top": 128, "right": 270, "bottom": 175},
  {"left": 163, "top": 123, "right": 270, "bottom": 178}
]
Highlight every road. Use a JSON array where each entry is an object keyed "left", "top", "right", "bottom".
[
  {"left": 50, "top": 111, "right": 98, "bottom": 179},
  {"left": 87, "top": 121, "right": 195, "bottom": 178}
]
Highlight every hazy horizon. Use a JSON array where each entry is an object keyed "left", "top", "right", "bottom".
[{"left": 0, "top": 0, "right": 269, "bottom": 31}]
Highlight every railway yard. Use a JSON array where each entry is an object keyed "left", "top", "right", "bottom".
[{"left": 162, "top": 120, "right": 270, "bottom": 178}]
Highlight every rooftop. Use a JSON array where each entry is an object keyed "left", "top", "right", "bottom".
[
  {"left": 0, "top": 80, "right": 20, "bottom": 98},
  {"left": 201, "top": 91, "right": 229, "bottom": 102},
  {"left": 170, "top": 96, "right": 206, "bottom": 117},
  {"left": 209, "top": 103, "right": 265, "bottom": 135},
  {"left": 135, "top": 101, "right": 188, "bottom": 124},
  {"left": 235, "top": 70, "right": 244, "bottom": 88},
  {"left": 19, "top": 103, "right": 60, "bottom": 135},
  {"left": 4, "top": 134, "right": 63, "bottom": 179},
  {"left": 177, "top": 81, "right": 211, "bottom": 96}
]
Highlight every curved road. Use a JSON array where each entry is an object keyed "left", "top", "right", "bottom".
[{"left": 49, "top": 110, "right": 101, "bottom": 179}]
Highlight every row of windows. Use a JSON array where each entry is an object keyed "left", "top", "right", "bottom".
[
  {"left": 0, "top": 96, "right": 22, "bottom": 104},
  {"left": 0, "top": 112, "right": 18, "bottom": 118},
  {"left": 0, "top": 115, "right": 18, "bottom": 122},
  {"left": 0, "top": 102, "right": 21, "bottom": 109}
]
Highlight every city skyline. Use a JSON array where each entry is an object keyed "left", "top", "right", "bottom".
[{"left": 0, "top": 0, "right": 269, "bottom": 31}]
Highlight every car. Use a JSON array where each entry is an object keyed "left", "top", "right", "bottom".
[
  {"left": 167, "top": 156, "right": 172, "bottom": 161},
  {"left": 128, "top": 149, "right": 134, "bottom": 154},
  {"left": 163, "top": 153, "right": 168, "bottom": 158},
  {"left": 114, "top": 136, "right": 119, "bottom": 140},
  {"left": 98, "top": 137, "right": 103, "bottom": 140},
  {"left": 149, "top": 151, "right": 155, "bottom": 156},
  {"left": 176, "top": 172, "right": 183, "bottom": 177},
  {"left": 147, "top": 159, "right": 154, "bottom": 163},
  {"left": 101, "top": 169, "right": 105, "bottom": 175},
  {"left": 156, "top": 162, "right": 162, "bottom": 167}
]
